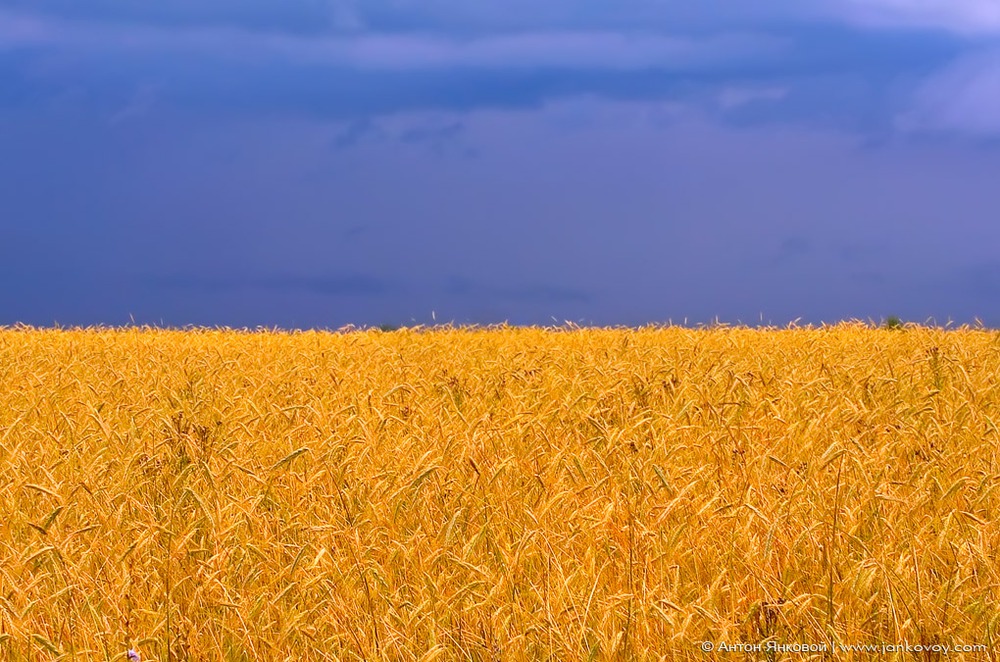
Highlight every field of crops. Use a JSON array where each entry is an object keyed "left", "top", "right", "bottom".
[{"left": 0, "top": 324, "right": 998, "bottom": 661}]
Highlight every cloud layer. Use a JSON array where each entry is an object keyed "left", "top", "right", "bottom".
[
  {"left": 838, "top": 0, "right": 1000, "bottom": 34},
  {"left": 900, "top": 49, "right": 1000, "bottom": 136},
  {"left": 3, "top": 1, "right": 1000, "bottom": 327},
  {"left": 0, "top": 5, "right": 974, "bottom": 135}
]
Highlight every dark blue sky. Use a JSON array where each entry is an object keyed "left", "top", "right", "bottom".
[{"left": 2, "top": 1, "right": 1000, "bottom": 328}]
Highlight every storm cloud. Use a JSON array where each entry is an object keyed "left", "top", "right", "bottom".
[{"left": 2, "top": 1, "right": 999, "bottom": 328}]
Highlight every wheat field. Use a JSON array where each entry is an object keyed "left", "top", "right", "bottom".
[{"left": 0, "top": 324, "right": 998, "bottom": 661}]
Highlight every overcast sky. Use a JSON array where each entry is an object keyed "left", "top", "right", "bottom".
[{"left": 2, "top": 0, "right": 999, "bottom": 328}]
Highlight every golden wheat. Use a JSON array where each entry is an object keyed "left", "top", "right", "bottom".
[{"left": 0, "top": 324, "right": 997, "bottom": 661}]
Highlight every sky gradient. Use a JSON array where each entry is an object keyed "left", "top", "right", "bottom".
[{"left": 2, "top": 0, "right": 999, "bottom": 328}]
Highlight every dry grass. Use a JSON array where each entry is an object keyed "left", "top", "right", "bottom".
[{"left": 0, "top": 323, "right": 998, "bottom": 661}]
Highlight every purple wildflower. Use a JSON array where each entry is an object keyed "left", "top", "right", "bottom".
[{"left": 127, "top": 650, "right": 141, "bottom": 662}]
